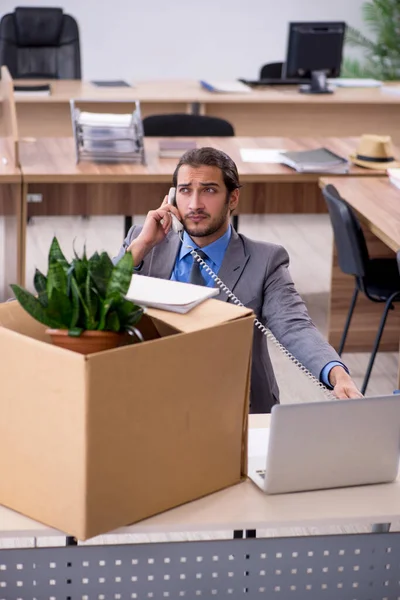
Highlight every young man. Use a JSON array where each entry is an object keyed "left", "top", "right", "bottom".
[{"left": 114, "top": 147, "right": 362, "bottom": 413}]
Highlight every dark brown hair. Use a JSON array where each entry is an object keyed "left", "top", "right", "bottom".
[{"left": 172, "top": 147, "right": 241, "bottom": 193}]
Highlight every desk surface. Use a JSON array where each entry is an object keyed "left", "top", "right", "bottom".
[
  {"left": 0, "top": 139, "right": 20, "bottom": 183},
  {"left": 320, "top": 176, "right": 400, "bottom": 252},
  {"left": 1, "top": 414, "right": 400, "bottom": 539},
  {"left": 20, "top": 137, "right": 384, "bottom": 184},
  {"left": 9, "top": 79, "right": 400, "bottom": 105}
]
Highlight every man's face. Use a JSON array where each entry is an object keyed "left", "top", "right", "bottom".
[{"left": 176, "top": 165, "right": 238, "bottom": 238}]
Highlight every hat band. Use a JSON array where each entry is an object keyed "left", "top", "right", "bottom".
[{"left": 356, "top": 154, "right": 394, "bottom": 163}]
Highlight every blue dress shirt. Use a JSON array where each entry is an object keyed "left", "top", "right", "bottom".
[
  {"left": 170, "top": 225, "right": 348, "bottom": 387},
  {"left": 170, "top": 226, "right": 232, "bottom": 287}
]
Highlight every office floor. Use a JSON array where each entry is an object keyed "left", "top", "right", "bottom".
[{"left": 0, "top": 213, "right": 398, "bottom": 547}]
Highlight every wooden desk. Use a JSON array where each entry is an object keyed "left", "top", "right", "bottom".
[
  {"left": 6, "top": 79, "right": 400, "bottom": 140},
  {"left": 1, "top": 414, "right": 400, "bottom": 598},
  {"left": 0, "top": 139, "right": 21, "bottom": 302},
  {"left": 18, "top": 136, "right": 383, "bottom": 285},
  {"left": 319, "top": 177, "right": 400, "bottom": 362}
]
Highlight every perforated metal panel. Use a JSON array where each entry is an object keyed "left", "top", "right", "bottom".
[{"left": 0, "top": 532, "right": 400, "bottom": 599}]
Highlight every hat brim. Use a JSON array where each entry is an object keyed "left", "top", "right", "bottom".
[{"left": 349, "top": 154, "right": 400, "bottom": 170}]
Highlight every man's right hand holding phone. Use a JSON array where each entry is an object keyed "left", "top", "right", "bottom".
[{"left": 126, "top": 194, "right": 182, "bottom": 267}]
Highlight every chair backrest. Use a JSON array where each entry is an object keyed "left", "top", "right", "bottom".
[
  {"left": 0, "top": 7, "right": 81, "bottom": 79},
  {"left": 322, "top": 184, "right": 369, "bottom": 278},
  {"left": 143, "top": 114, "right": 235, "bottom": 137},
  {"left": 259, "top": 62, "right": 284, "bottom": 79}
]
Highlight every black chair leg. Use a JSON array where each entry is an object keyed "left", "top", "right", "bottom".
[
  {"left": 232, "top": 215, "right": 239, "bottom": 231},
  {"left": 361, "top": 292, "right": 400, "bottom": 395},
  {"left": 338, "top": 286, "right": 359, "bottom": 356},
  {"left": 124, "top": 216, "right": 133, "bottom": 237}
]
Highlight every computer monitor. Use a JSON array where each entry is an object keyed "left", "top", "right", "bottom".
[{"left": 284, "top": 21, "right": 346, "bottom": 94}]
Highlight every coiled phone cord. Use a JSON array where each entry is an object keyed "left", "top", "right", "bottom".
[{"left": 183, "top": 237, "right": 336, "bottom": 402}]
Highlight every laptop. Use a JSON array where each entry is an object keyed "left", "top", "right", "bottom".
[{"left": 248, "top": 395, "right": 400, "bottom": 494}]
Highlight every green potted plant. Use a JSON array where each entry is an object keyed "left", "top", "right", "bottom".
[
  {"left": 341, "top": 0, "right": 400, "bottom": 80},
  {"left": 10, "top": 237, "right": 144, "bottom": 355}
]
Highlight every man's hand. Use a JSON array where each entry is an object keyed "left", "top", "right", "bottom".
[
  {"left": 329, "top": 365, "right": 363, "bottom": 399},
  {"left": 127, "top": 195, "right": 182, "bottom": 266}
]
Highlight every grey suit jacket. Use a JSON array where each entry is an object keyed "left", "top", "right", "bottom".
[{"left": 114, "top": 227, "right": 341, "bottom": 413}]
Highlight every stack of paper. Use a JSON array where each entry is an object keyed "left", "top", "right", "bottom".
[
  {"left": 126, "top": 274, "right": 220, "bottom": 313},
  {"left": 280, "top": 148, "right": 349, "bottom": 173},
  {"left": 72, "top": 101, "right": 145, "bottom": 164}
]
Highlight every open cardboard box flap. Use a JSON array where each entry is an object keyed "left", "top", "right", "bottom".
[{"left": 146, "top": 299, "right": 253, "bottom": 334}]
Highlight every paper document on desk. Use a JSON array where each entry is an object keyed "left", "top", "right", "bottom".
[
  {"left": 248, "top": 428, "right": 270, "bottom": 458},
  {"left": 200, "top": 80, "right": 252, "bottom": 93},
  {"left": 240, "top": 149, "right": 285, "bottom": 163},
  {"left": 126, "top": 274, "right": 220, "bottom": 313},
  {"left": 328, "top": 78, "right": 381, "bottom": 88}
]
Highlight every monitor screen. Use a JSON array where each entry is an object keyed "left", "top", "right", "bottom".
[{"left": 284, "top": 22, "right": 346, "bottom": 79}]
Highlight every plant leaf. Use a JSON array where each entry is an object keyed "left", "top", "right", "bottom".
[
  {"left": 10, "top": 285, "right": 63, "bottom": 328},
  {"left": 68, "top": 327, "right": 83, "bottom": 337},
  {"left": 47, "top": 260, "right": 68, "bottom": 298},
  {"left": 71, "top": 277, "right": 96, "bottom": 330},
  {"left": 33, "top": 269, "right": 48, "bottom": 307},
  {"left": 46, "top": 288, "right": 73, "bottom": 328},
  {"left": 69, "top": 274, "right": 80, "bottom": 329},
  {"left": 48, "top": 237, "right": 69, "bottom": 271},
  {"left": 85, "top": 271, "right": 98, "bottom": 328},
  {"left": 105, "top": 311, "right": 120, "bottom": 332},
  {"left": 90, "top": 252, "right": 114, "bottom": 298},
  {"left": 106, "top": 252, "right": 133, "bottom": 301}
]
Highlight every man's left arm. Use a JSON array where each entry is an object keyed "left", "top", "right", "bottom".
[{"left": 261, "top": 245, "right": 362, "bottom": 399}]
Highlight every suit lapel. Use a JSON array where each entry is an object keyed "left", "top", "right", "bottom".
[
  {"left": 145, "top": 231, "right": 181, "bottom": 279},
  {"left": 216, "top": 229, "right": 249, "bottom": 302}
]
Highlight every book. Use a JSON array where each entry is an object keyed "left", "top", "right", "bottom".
[
  {"left": 159, "top": 140, "right": 197, "bottom": 158},
  {"left": 279, "top": 148, "right": 349, "bottom": 173},
  {"left": 91, "top": 80, "right": 132, "bottom": 88},
  {"left": 125, "top": 274, "right": 220, "bottom": 314},
  {"left": 199, "top": 80, "right": 252, "bottom": 93},
  {"left": 13, "top": 83, "right": 51, "bottom": 96}
]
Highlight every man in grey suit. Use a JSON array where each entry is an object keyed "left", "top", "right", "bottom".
[{"left": 114, "top": 147, "right": 362, "bottom": 413}]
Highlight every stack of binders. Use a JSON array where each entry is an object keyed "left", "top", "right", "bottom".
[
  {"left": 279, "top": 147, "right": 349, "bottom": 173},
  {"left": 70, "top": 100, "right": 145, "bottom": 164}
]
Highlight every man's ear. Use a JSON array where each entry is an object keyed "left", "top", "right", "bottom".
[{"left": 229, "top": 188, "right": 240, "bottom": 212}]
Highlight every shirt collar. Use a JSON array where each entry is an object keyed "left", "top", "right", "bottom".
[{"left": 179, "top": 225, "right": 232, "bottom": 263}]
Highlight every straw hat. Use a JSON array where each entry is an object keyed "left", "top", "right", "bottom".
[{"left": 350, "top": 134, "right": 400, "bottom": 169}]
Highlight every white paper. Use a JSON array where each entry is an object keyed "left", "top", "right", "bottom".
[
  {"left": 79, "top": 112, "right": 133, "bottom": 127},
  {"left": 201, "top": 80, "right": 252, "bottom": 93},
  {"left": 240, "top": 149, "right": 285, "bottom": 163},
  {"left": 328, "top": 78, "right": 382, "bottom": 88},
  {"left": 248, "top": 428, "right": 270, "bottom": 458},
  {"left": 126, "top": 274, "right": 219, "bottom": 313}
]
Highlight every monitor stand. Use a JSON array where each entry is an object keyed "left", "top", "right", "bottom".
[{"left": 299, "top": 71, "right": 333, "bottom": 94}]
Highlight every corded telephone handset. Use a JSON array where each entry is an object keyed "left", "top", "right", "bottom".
[{"left": 167, "top": 187, "right": 335, "bottom": 401}]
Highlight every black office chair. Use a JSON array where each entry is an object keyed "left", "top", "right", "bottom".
[
  {"left": 125, "top": 114, "right": 238, "bottom": 235},
  {"left": 0, "top": 7, "right": 81, "bottom": 79},
  {"left": 143, "top": 114, "right": 234, "bottom": 137},
  {"left": 322, "top": 184, "right": 400, "bottom": 394},
  {"left": 259, "top": 62, "right": 284, "bottom": 79}
]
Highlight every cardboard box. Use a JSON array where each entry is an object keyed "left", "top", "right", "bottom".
[{"left": 0, "top": 299, "right": 253, "bottom": 540}]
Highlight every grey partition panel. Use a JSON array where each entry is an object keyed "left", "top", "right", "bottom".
[{"left": 0, "top": 532, "right": 400, "bottom": 599}]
